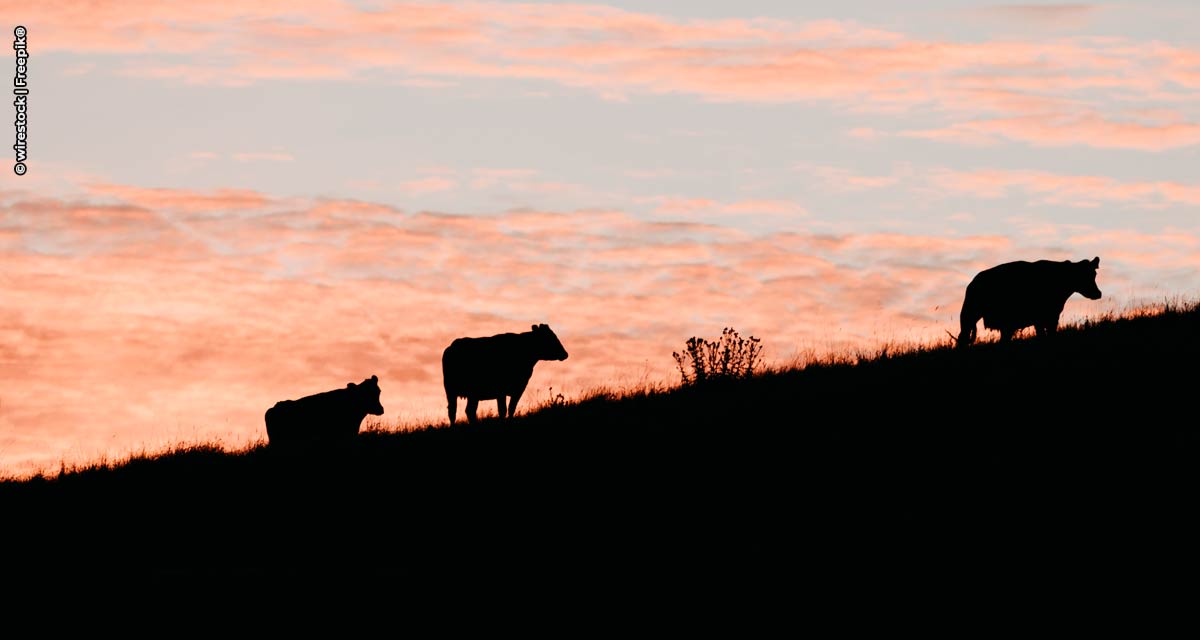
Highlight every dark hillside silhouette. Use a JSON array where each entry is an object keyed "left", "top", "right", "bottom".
[
  {"left": 2, "top": 301, "right": 1199, "bottom": 586},
  {"left": 958, "top": 257, "right": 1101, "bottom": 347},
  {"left": 442, "top": 323, "right": 568, "bottom": 425},
  {"left": 264, "top": 374, "right": 384, "bottom": 447}
]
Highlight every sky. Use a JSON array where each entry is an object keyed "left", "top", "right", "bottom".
[{"left": 3, "top": 0, "right": 1200, "bottom": 477}]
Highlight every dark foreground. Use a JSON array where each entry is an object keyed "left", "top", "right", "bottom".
[{"left": 3, "top": 307, "right": 1200, "bottom": 591}]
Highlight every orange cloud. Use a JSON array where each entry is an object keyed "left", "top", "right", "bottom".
[
  {"left": 634, "top": 196, "right": 808, "bottom": 221},
  {"left": 929, "top": 168, "right": 1200, "bottom": 207},
  {"left": 86, "top": 183, "right": 276, "bottom": 212},
  {"left": 720, "top": 200, "right": 808, "bottom": 216},
  {"left": 19, "top": 2, "right": 1200, "bottom": 149},
  {"left": 975, "top": 4, "right": 1104, "bottom": 29},
  {"left": 800, "top": 164, "right": 901, "bottom": 191},
  {"left": 471, "top": 168, "right": 539, "bottom": 189},
  {"left": 2, "top": 184, "right": 1194, "bottom": 478},
  {"left": 647, "top": 197, "right": 720, "bottom": 216},
  {"left": 903, "top": 110, "right": 1200, "bottom": 151}
]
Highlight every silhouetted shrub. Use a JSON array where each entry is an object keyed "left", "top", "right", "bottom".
[
  {"left": 545, "top": 386, "right": 567, "bottom": 408},
  {"left": 673, "top": 327, "right": 762, "bottom": 385}
]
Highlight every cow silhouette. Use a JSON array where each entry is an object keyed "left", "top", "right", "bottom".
[
  {"left": 442, "top": 323, "right": 569, "bottom": 426},
  {"left": 265, "top": 374, "right": 384, "bottom": 447},
  {"left": 958, "top": 257, "right": 1101, "bottom": 348}
]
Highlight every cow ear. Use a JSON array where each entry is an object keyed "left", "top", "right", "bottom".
[
  {"left": 347, "top": 382, "right": 356, "bottom": 388},
  {"left": 1092, "top": 257, "right": 1099, "bottom": 268},
  {"left": 371, "top": 375, "right": 378, "bottom": 383},
  {"left": 532, "top": 324, "right": 539, "bottom": 331}
]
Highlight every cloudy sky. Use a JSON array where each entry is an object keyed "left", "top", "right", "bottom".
[{"left": 3, "top": 0, "right": 1199, "bottom": 476}]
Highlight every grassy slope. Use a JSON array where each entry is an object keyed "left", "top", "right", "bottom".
[{"left": 3, "top": 303, "right": 1200, "bottom": 584}]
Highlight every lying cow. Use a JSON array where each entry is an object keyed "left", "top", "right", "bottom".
[
  {"left": 442, "top": 323, "right": 569, "bottom": 426},
  {"left": 958, "top": 257, "right": 1101, "bottom": 348},
  {"left": 265, "top": 374, "right": 384, "bottom": 447}
]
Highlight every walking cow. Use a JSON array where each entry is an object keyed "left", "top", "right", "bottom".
[
  {"left": 265, "top": 374, "right": 384, "bottom": 447},
  {"left": 442, "top": 324, "right": 569, "bottom": 426},
  {"left": 958, "top": 257, "right": 1101, "bottom": 348}
]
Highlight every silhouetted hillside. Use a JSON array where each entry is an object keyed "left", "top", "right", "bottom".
[{"left": 4, "top": 301, "right": 1200, "bottom": 586}]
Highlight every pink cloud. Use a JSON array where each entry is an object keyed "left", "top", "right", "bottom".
[
  {"left": 929, "top": 168, "right": 1200, "bottom": 207},
  {"left": 646, "top": 197, "right": 720, "bottom": 216},
  {"left": 85, "top": 183, "right": 276, "bottom": 212},
  {"left": 3, "top": 183, "right": 1196, "bottom": 478},
  {"left": 976, "top": 4, "right": 1105, "bottom": 29},
  {"left": 21, "top": 2, "right": 1200, "bottom": 149},
  {"left": 898, "top": 126, "right": 1002, "bottom": 147},
  {"left": 470, "top": 168, "right": 539, "bottom": 189},
  {"left": 799, "top": 164, "right": 901, "bottom": 191},
  {"left": 720, "top": 200, "right": 808, "bottom": 216},
  {"left": 633, "top": 196, "right": 806, "bottom": 221},
  {"left": 904, "top": 110, "right": 1200, "bottom": 151},
  {"left": 508, "top": 181, "right": 581, "bottom": 195}
]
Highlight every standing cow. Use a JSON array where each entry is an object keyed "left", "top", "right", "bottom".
[
  {"left": 442, "top": 324, "right": 569, "bottom": 426},
  {"left": 958, "top": 257, "right": 1101, "bottom": 348},
  {"left": 265, "top": 374, "right": 384, "bottom": 447}
]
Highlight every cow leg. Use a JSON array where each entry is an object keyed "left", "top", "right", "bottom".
[
  {"left": 496, "top": 396, "right": 507, "bottom": 420},
  {"left": 958, "top": 313, "right": 978, "bottom": 349},
  {"left": 466, "top": 398, "right": 479, "bottom": 424},
  {"left": 507, "top": 389, "right": 523, "bottom": 418},
  {"left": 958, "top": 296, "right": 981, "bottom": 349},
  {"left": 447, "top": 394, "right": 457, "bottom": 426},
  {"left": 999, "top": 329, "right": 1014, "bottom": 343}
]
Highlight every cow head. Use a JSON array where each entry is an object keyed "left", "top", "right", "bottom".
[
  {"left": 348, "top": 374, "right": 385, "bottom": 416},
  {"left": 1075, "top": 257, "right": 1102, "bottom": 300},
  {"left": 532, "top": 324, "right": 569, "bottom": 361}
]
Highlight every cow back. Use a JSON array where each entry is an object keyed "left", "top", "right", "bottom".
[
  {"left": 265, "top": 375, "right": 383, "bottom": 446},
  {"left": 442, "top": 332, "right": 539, "bottom": 398},
  {"left": 968, "top": 259, "right": 1100, "bottom": 329}
]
